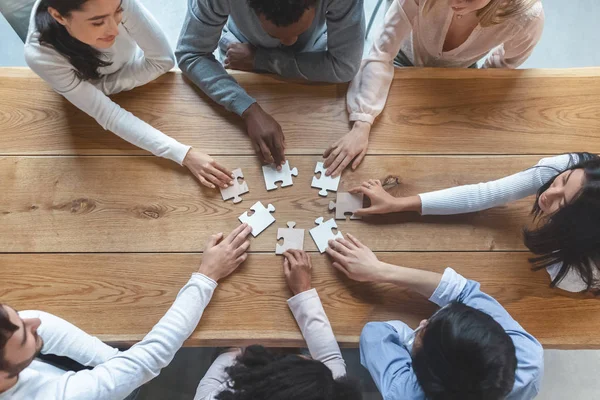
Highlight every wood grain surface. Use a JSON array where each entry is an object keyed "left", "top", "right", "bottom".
[
  {"left": 1, "top": 68, "right": 599, "bottom": 156},
  {"left": 0, "top": 155, "right": 539, "bottom": 253},
  {"left": 2, "top": 67, "right": 600, "bottom": 348},
  {"left": 0, "top": 252, "right": 595, "bottom": 348}
]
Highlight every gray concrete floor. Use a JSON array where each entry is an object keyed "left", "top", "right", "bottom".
[{"left": 1, "top": 1, "right": 599, "bottom": 399}]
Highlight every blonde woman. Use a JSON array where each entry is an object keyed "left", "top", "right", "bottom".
[{"left": 323, "top": 0, "right": 544, "bottom": 177}]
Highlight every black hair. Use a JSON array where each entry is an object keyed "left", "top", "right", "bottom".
[
  {"left": 412, "top": 302, "right": 517, "bottom": 400},
  {"left": 215, "top": 345, "right": 362, "bottom": 400},
  {"left": 0, "top": 305, "right": 19, "bottom": 372},
  {"left": 524, "top": 152, "right": 600, "bottom": 292},
  {"left": 247, "top": 0, "right": 318, "bottom": 27},
  {"left": 35, "top": 0, "right": 112, "bottom": 81}
]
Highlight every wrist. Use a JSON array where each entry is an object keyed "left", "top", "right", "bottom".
[
  {"left": 182, "top": 147, "right": 194, "bottom": 167},
  {"left": 242, "top": 102, "right": 260, "bottom": 121},
  {"left": 392, "top": 196, "right": 422, "bottom": 213},
  {"left": 293, "top": 286, "right": 312, "bottom": 296},
  {"left": 373, "top": 262, "right": 398, "bottom": 284},
  {"left": 197, "top": 265, "right": 220, "bottom": 282},
  {"left": 352, "top": 120, "right": 372, "bottom": 135}
]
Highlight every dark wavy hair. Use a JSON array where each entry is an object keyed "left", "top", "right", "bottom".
[
  {"left": 412, "top": 302, "right": 517, "bottom": 400},
  {"left": 524, "top": 152, "right": 600, "bottom": 292},
  {"left": 35, "top": 0, "right": 112, "bottom": 81},
  {"left": 215, "top": 345, "right": 362, "bottom": 400},
  {"left": 247, "top": 0, "right": 318, "bottom": 26},
  {"left": 0, "top": 305, "right": 19, "bottom": 372}
]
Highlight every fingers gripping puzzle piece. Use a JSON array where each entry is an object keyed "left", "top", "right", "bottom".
[
  {"left": 239, "top": 201, "right": 276, "bottom": 237},
  {"left": 309, "top": 217, "right": 343, "bottom": 253},
  {"left": 328, "top": 192, "right": 364, "bottom": 220},
  {"left": 311, "top": 162, "right": 340, "bottom": 197},
  {"left": 275, "top": 221, "right": 305, "bottom": 255},
  {"left": 220, "top": 168, "right": 249, "bottom": 204},
  {"left": 262, "top": 161, "right": 299, "bottom": 191}
]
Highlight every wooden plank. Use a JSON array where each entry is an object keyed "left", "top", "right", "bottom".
[
  {"left": 0, "top": 155, "right": 543, "bottom": 253},
  {"left": 1, "top": 67, "right": 599, "bottom": 156},
  {"left": 0, "top": 252, "right": 595, "bottom": 349}
]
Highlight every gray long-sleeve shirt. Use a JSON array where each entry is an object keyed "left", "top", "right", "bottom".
[{"left": 176, "top": 0, "right": 365, "bottom": 116}]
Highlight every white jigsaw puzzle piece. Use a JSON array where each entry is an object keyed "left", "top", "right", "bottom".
[
  {"left": 239, "top": 201, "right": 276, "bottom": 237},
  {"left": 220, "top": 168, "right": 249, "bottom": 204},
  {"left": 309, "top": 217, "right": 343, "bottom": 253},
  {"left": 275, "top": 221, "right": 305, "bottom": 255},
  {"left": 262, "top": 161, "right": 299, "bottom": 191},
  {"left": 329, "top": 192, "right": 364, "bottom": 220},
  {"left": 311, "top": 162, "right": 340, "bottom": 197}
]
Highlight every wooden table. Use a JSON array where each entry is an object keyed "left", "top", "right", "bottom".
[{"left": 1, "top": 67, "right": 600, "bottom": 349}]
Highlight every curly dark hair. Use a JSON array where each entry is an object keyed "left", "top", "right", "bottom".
[
  {"left": 524, "top": 152, "right": 600, "bottom": 292},
  {"left": 215, "top": 345, "right": 362, "bottom": 400},
  {"left": 412, "top": 302, "right": 517, "bottom": 400},
  {"left": 247, "top": 0, "right": 318, "bottom": 26}
]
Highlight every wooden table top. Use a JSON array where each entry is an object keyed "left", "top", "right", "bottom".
[{"left": 1, "top": 67, "right": 600, "bottom": 348}]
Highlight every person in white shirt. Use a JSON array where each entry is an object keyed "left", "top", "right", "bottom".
[
  {"left": 0, "top": 224, "right": 252, "bottom": 400},
  {"left": 194, "top": 249, "right": 361, "bottom": 400},
  {"left": 24, "top": 0, "right": 234, "bottom": 190},
  {"left": 323, "top": 0, "right": 544, "bottom": 178},
  {"left": 347, "top": 153, "right": 600, "bottom": 293}
]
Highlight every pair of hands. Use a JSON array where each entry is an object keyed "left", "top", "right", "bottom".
[
  {"left": 197, "top": 228, "right": 314, "bottom": 297},
  {"left": 282, "top": 242, "right": 386, "bottom": 295},
  {"left": 195, "top": 223, "right": 313, "bottom": 296}
]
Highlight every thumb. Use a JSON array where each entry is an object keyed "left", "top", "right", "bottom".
[
  {"left": 206, "top": 232, "right": 223, "bottom": 249},
  {"left": 352, "top": 207, "right": 371, "bottom": 217}
]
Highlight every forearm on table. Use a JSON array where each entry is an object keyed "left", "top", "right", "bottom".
[
  {"left": 62, "top": 274, "right": 217, "bottom": 400},
  {"left": 391, "top": 195, "right": 422, "bottom": 213},
  {"left": 374, "top": 262, "right": 442, "bottom": 298}
]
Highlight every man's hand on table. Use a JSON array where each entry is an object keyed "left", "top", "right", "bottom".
[
  {"left": 283, "top": 250, "right": 313, "bottom": 296},
  {"left": 323, "top": 121, "right": 371, "bottom": 177},
  {"left": 183, "top": 149, "right": 234, "bottom": 189},
  {"left": 198, "top": 224, "right": 252, "bottom": 282},
  {"left": 242, "top": 103, "right": 286, "bottom": 170},
  {"left": 224, "top": 43, "right": 256, "bottom": 71}
]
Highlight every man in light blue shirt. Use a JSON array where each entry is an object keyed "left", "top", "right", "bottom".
[{"left": 326, "top": 233, "right": 544, "bottom": 400}]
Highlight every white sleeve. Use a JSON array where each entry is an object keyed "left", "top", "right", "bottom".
[
  {"left": 24, "top": 37, "right": 189, "bottom": 166},
  {"left": 194, "top": 350, "right": 241, "bottom": 400},
  {"left": 346, "top": 0, "right": 419, "bottom": 124},
  {"left": 18, "top": 311, "right": 119, "bottom": 367},
  {"left": 96, "top": 0, "right": 176, "bottom": 95},
  {"left": 418, "top": 154, "right": 576, "bottom": 215},
  {"left": 45, "top": 273, "right": 217, "bottom": 400},
  {"left": 287, "top": 289, "right": 346, "bottom": 379}
]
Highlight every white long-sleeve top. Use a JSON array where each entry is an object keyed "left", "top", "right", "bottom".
[
  {"left": 418, "top": 154, "right": 594, "bottom": 293},
  {"left": 194, "top": 288, "right": 346, "bottom": 399},
  {"left": 24, "top": 0, "right": 190, "bottom": 165},
  {"left": 347, "top": 0, "right": 544, "bottom": 124},
  {"left": 1, "top": 273, "right": 217, "bottom": 400}
]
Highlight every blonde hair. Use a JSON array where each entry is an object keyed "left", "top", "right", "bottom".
[{"left": 426, "top": 0, "right": 539, "bottom": 27}]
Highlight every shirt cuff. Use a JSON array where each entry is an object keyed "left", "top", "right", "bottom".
[
  {"left": 348, "top": 112, "right": 375, "bottom": 125},
  {"left": 230, "top": 92, "right": 257, "bottom": 117},
  {"left": 169, "top": 141, "right": 192, "bottom": 166},
  {"left": 417, "top": 192, "right": 442, "bottom": 215},
  {"left": 287, "top": 288, "right": 318, "bottom": 308},
  {"left": 192, "top": 273, "right": 219, "bottom": 290},
  {"left": 429, "top": 267, "right": 468, "bottom": 307}
]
